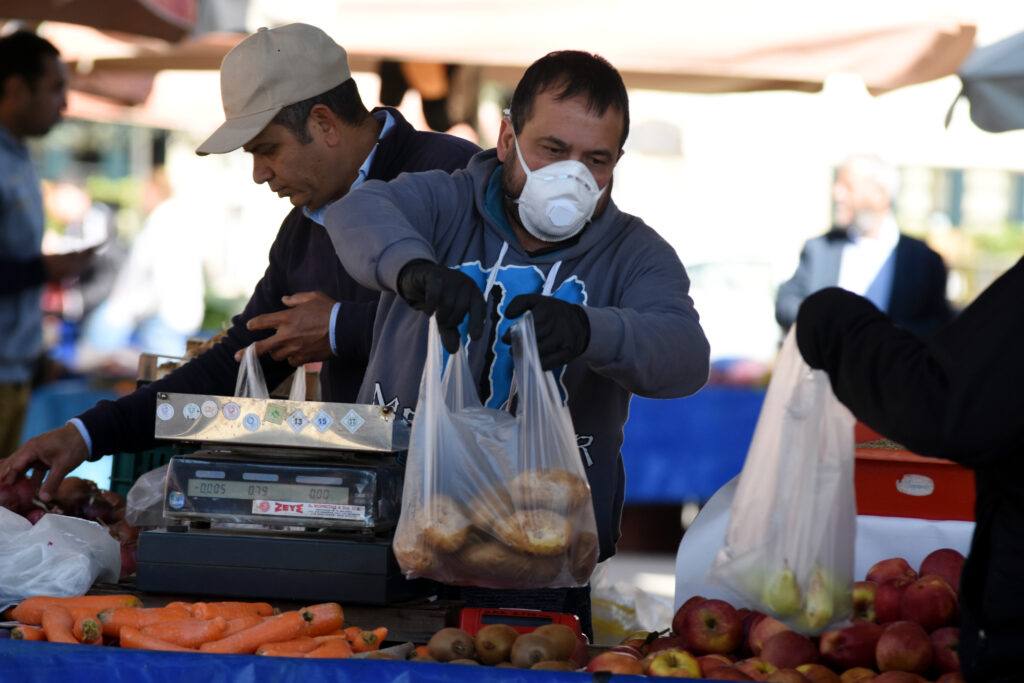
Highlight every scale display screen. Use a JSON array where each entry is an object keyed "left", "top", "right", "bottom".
[
  {"left": 164, "top": 452, "right": 404, "bottom": 531},
  {"left": 186, "top": 479, "right": 349, "bottom": 505}
]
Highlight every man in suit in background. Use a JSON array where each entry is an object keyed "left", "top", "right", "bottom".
[{"left": 775, "top": 154, "right": 952, "bottom": 337}]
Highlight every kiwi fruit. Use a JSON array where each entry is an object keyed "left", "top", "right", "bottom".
[
  {"left": 449, "top": 658, "right": 481, "bottom": 665},
  {"left": 531, "top": 660, "right": 579, "bottom": 671},
  {"left": 427, "top": 627, "right": 476, "bottom": 662},
  {"left": 510, "top": 632, "right": 558, "bottom": 669},
  {"left": 494, "top": 661, "right": 516, "bottom": 668},
  {"left": 474, "top": 624, "right": 519, "bottom": 665},
  {"left": 531, "top": 623, "right": 579, "bottom": 661}
]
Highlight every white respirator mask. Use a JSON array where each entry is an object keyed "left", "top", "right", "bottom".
[{"left": 511, "top": 131, "right": 607, "bottom": 242}]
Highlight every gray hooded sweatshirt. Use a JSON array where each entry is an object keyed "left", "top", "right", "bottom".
[{"left": 324, "top": 149, "right": 710, "bottom": 561}]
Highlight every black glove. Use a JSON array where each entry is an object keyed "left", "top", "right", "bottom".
[
  {"left": 397, "top": 259, "right": 485, "bottom": 353},
  {"left": 502, "top": 293, "right": 590, "bottom": 370}
]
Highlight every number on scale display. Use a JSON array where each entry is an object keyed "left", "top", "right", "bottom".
[{"left": 186, "top": 479, "right": 349, "bottom": 504}]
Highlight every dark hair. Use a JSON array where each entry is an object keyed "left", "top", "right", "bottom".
[
  {"left": 270, "top": 77, "right": 369, "bottom": 143},
  {"left": 0, "top": 31, "right": 60, "bottom": 97},
  {"left": 509, "top": 50, "right": 629, "bottom": 148}
]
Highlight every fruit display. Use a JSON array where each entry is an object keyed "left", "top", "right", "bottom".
[
  {"left": 636, "top": 548, "right": 966, "bottom": 681},
  {"left": 0, "top": 476, "right": 139, "bottom": 578}
]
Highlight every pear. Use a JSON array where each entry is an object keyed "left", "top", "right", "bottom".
[
  {"left": 801, "top": 564, "right": 835, "bottom": 631},
  {"left": 761, "top": 565, "right": 801, "bottom": 615}
]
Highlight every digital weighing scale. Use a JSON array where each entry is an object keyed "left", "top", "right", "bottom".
[{"left": 136, "top": 392, "right": 433, "bottom": 605}]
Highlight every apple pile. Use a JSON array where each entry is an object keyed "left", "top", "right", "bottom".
[
  {"left": 603, "top": 548, "right": 966, "bottom": 680},
  {"left": 0, "top": 476, "right": 139, "bottom": 578}
]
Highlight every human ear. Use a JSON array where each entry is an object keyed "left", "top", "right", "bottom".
[{"left": 496, "top": 117, "right": 514, "bottom": 163}]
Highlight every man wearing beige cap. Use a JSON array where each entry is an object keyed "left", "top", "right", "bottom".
[{"left": 0, "top": 23, "right": 479, "bottom": 499}]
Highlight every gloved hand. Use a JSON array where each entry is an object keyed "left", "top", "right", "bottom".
[
  {"left": 502, "top": 293, "right": 590, "bottom": 370},
  {"left": 398, "top": 259, "right": 485, "bottom": 353}
]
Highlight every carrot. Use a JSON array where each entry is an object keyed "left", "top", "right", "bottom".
[
  {"left": 301, "top": 603, "right": 344, "bottom": 637},
  {"left": 349, "top": 626, "right": 387, "bottom": 653},
  {"left": 11, "top": 625, "right": 45, "bottom": 641},
  {"left": 72, "top": 614, "right": 103, "bottom": 645},
  {"left": 190, "top": 601, "right": 274, "bottom": 620},
  {"left": 314, "top": 633, "right": 349, "bottom": 644},
  {"left": 11, "top": 595, "right": 142, "bottom": 626},
  {"left": 221, "top": 614, "right": 263, "bottom": 637},
  {"left": 343, "top": 625, "right": 362, "bottom": 642},
  {"left": 410, "top": 644, "right": 430, "bottom": 659},
  {"left": 119, "top": 626, "right": 195, "bottom": 652},
  {"left": 305, "top": 637, "right": 353, "bottom": 658},
  {"left": 163, "top": 601, "right": 196, "bottom": 615},
  {"left": 141, "top": 617, "right": 229, "bottom": 648},
  {"left": 98, "top": 605, "right": 192, "bottom": 638},
  {"left": 256, "top": 636, "right": 319, "bottom": 656},
  {"left": 41, "top": 606, "right": 77, "bottom": 644},
  {"left": 199, "top": 610, "right": 307, "bottom": 655}
]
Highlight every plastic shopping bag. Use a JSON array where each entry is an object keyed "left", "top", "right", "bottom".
[
  {"left": 287, "top": 364, "right": 307, "bottom": 401},
  {"left": 707, "top": 327, "right": 857, "bottom": 634},
  {"left": 234, "top": 343, "right": 269, "bottom": 399},
  {"left": 392, "top": 312, "right": 599, "bottom": 589},
  {"left": 0, "top": 507, "right": 120, "bottom": 612}
]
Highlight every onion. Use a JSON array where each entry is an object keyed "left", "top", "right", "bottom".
[
  {"left": 25, "top": 509, "right": 46, "bottom": 525},
  {"left": 55, "top": 477, "right": 96, "bottom": 516}
]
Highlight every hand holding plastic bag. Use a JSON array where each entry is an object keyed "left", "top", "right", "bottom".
[
  {"left": 707, "top": 328, "right": 856, "bottom": 634},
  {"left": 393, "top": 312, "right": 599, "bottom": 589},
  {"left": 0, "top": 507, "right": 120, "bottom": 612},
  {"left": 234, "top": 343, "right": 269, "bottom": 399}
]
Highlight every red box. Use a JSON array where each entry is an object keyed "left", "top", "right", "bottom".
[{"left": 854, "top": 447, "right": 975, "bottom": 521}]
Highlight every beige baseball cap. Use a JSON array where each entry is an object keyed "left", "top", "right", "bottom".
[{"left": 196, "top": 23, "right": 352, "bottom": 155}]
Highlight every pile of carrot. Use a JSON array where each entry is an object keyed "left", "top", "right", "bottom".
[{"left": 5, "top": 595, "right": 388, "bottom": 658}]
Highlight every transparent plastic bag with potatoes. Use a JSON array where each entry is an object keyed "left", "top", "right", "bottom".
[
  {"left": 707, "top": 327, "right": 857, "bottom": 635},
  {"left": 392, "top": 312, "right": 599, "bottom": 589}
]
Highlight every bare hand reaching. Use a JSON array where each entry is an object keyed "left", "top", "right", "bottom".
[
  {"left": 235, "top": 291, "right": 335, "bottom": 367},
  {"left": 0, "top": 423, "right": 90, "bottom": 503},
  {"left": 43, "top": 247, "right": 98, "bottom": 283}
]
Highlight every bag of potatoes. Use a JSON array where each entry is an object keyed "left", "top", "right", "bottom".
[{"left": 393, "top": 312, "right": 599, "bottom": 589}]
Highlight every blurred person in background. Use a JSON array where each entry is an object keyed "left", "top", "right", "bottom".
[
  {"left": 77, "top": 167, "right": 205, "bottom": 369},
  {"left": 0, "top": 30, "right": 95, "bottom": 458},
  {"left": 0, "top": 23, "right": 478, "bottom": 495},
  {"left": 797, "top": 271, "right": 1024, "bottom": 681},
  {"left": 775, "top": 154, "right": 952, "bottom": 337}
]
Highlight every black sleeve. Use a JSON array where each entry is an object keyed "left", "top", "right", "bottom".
[
  {"left": 796, "top": 267, "right": 1024, "bottom": 468},
  {"left": 0, "top": 257, "right": 46, "bottom": 296},
  {"left": 775, "top": 242, "right": 813, "bottom": 331}
]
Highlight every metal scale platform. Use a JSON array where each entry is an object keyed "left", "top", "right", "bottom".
[{"left": 136, "top": 392, "right": 432, "bottom": 605}]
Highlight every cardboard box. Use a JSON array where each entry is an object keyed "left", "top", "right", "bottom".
[{"left": 855, "top": 447, "right": 975, "bottom": 521}]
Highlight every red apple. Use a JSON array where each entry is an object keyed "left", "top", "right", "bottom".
[
  {"left": 819, "top": 620, "right": 882, "bottom": 670},
  {"left": 680, "top": 598, "right": 743, "bottom": 655},
  {"left": 672, "top": 594, "right": 707, "bottom": 636},
  {"left": 872, "top": 673, "right": 927, "bottom": 683},
  {"left": 839, "top": 666, "right": 878, "bottom": 683},
  {"left": 642, "top": 648, "right": 702, "bottom": 677},
  {"left": 649, "top": 634, "right": 690, "bottom": 655},
  {"left": 852, "top": 581, "right": 878, "bottom": 622},
  {"left": 705, "top": 666, "right": 756, "bottom": 681},
  {"left": 741, "top": 610, "right": 768, "bottom": 656},
  {"left": 865, "top": 558, "right": 917, "bottom": 585},
  {"left": 900, "top": 575, "right": 958, "bottom": 631},
  {"left": 697, "top": 653, "right": 735, "bottom": 671},
  {"left": 796, "top": 663, "right": 843, "bottom": 683},
  {"left": 929, "top": 626, "right": 959, "bottom": 674},
  {"left": 760, "top": 630, "right": 819, "bottom": 669},
  {"left": 875, "top": 621, "right": 932, "bottom": 674},
  {"left": 736, "top": 657, "right": 778, "bottom": 681},
  {"left": 586, "top": 650, "right": 644, "bottom": 674},
  {"left": 918, "top": 549, "right": 965, "bottom": 593},
  {"left": 749, "top": 615, "right": 791, "bottom": 655},
  {"left": 620, "top": 630, "right": 657, "bottom": 655},
  {"left": 766, "top": 669, "right": 812, "bottom": 683},
  {"left": 935, "top": 673, "right": 966, "bottom": 683},
  {"left": 874, "top": 578, "right": 912, "bottom": 624}
]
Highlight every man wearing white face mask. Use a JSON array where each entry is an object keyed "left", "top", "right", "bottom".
[{"left": 324, "top": 50, "right": 710, "bottom": 636}]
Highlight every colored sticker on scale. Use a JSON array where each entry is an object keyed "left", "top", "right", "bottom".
[
  {"left": 222, "top": 402, "right": 241, "bottom": 421},
  {"left": 201, "top": 400, "right": 218, "bottom": 419},
  {"left": 251, "top": 499, "right": 366, "bottom": 521},
  {"left": 183, "top": 403, "right": 201, "bottom": 420},
  {"left": 156, "top": 403, "right": 174, "bottom": 421},
  {"left": 243, "top": 413, "right": 261, "bottom": 431},
  {"left": 312, "top": 409, "right": 333, "bottom": 433},
  {"left": 168, "top": 491, "right": 185, "bottom": 510},
  {"left": 286, "top": 409, "right": 308, "bottom": 433},
  {"left": 264, "top": 403, "right": 285, "bottom": 424},
  {"left": 340, "top": 409, "right": 365, "bottom": 434}
]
